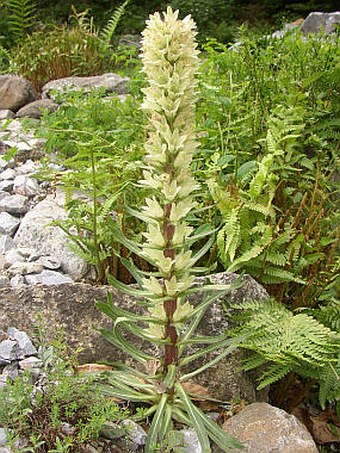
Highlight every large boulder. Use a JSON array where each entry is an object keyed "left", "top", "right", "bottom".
[
  {"left": 301, "top": 11, "right": 340, "bottom": 35},
  {"left": 42, "top": 73, "right": 129, "bottom": 100},
  {"left": 221, "top": 403, "right": 319, "bottom": 453},
  {"left": 0, "top": 272, "right": 269, "bottom": 403},
  {"left": 0, "top": 76, "right": 37, "bottom": 112},
  {"left": 13, "top": 190, "right": 88, "bottom": 280}
]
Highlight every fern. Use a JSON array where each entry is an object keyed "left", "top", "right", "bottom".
[
  {"left": 99, "top": 0, "right": 131, "bottom": 52},
  {"left": 230, "top": 299, "right": 340, "bottom": 400},
  {"left": 5, "top": 0, "right": 36, "bottom": 42}
]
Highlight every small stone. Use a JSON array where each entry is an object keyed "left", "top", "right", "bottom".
[
  {"left": 0, "top": 429, "right": 8, "bottom": 448},
  {"left": 0, "top": 448, "right": 14, "bottom": 453},
  {"left": 16, "top": 160, "right": 39, "bottom": 175},
  {"left": 0, "top": 157, "right": 8, "bottom": 170},
  {"left": 0, "top": 110, "right": 15, "bottom": 120},
  {"left": 19, "top": 356, "right": 42, "bottom": 370},
  {"left": 10, "top": 274, "right": 25, "bottom": 287},
  {"left": 0, "top": 212, "right": 20, "bottom": 235},
  {"left": 181, "top": 429, "right": 202, "bottom": 453},
  {"left": 0, "top": 194, "right": 29, "bottom": 215},
  {"left": 0, "top": 180, "right": 14, "bottom": 192},
  {"left": 4, "top": 249, "right": 25, "bottom": 267},
  {"left": 2, "top": 362, "right": 19, "bottom": 380},
  {"left": 0, "top": 275, "right": 10, "bottom": 287},
  {"left": 0, "top": 235, "right": 14, "bottom": 253},
  {"left": 24, "top": 270, "right": 73, "bottom": 285},
  {"left": 0, "top": 169, "right": 16, "bottom": 181},
  {"left": 16, "top": 247, "right": 35, "bottom": 258},
  {"left": 0, "top": 339, "right": 21, "bottom": 362},
  {"left": 100, "top": 422, "right": 124, "bottom": 440},
  {"left": 121, "top": 420, "right": 147, "bottom": 450},
  {"left": 0, "top": 375, "right": 7, "bottom": 389},
  {"left": 7, "top": 261, "right": 43, "bottom": 276},
  {"left": 40, "top": 256, "right": 62, "bottom": 270},
  {"left": 7, "top": 327, "right": 37, "bottom": 356},
  {"left": 13, "top": 175, "right": 39, "bottom": 197}
]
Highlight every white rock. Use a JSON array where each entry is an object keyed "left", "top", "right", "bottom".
[
  {"left": 13, "top": 175, "right": 40, "bottom": 197},
  {"left": 0, "top": 235, "right": 14, "bottom": 253},
  {"left": 0, "top": 168, "right": 16, "bottom": 180},
  {"left": 0, "top": 212, "right": 20, "bottom": 235},
  {"left": 14, "top": 191, "right": 88, "bottom": 280},
  {"left": 25, "top": 270, "right": 73, "bottom": 285},
  {"left": 181, "top": 429, "right": 202, "bottom": 453},
  {"left": 7, "top": 327, "right": 37, "bottom": 356},
  {"left": 121, "top": 420, "right": 147, "bottom": 450},
  {"left": 7, "top": 261, "right": 44, "bottom": 276},
  {"left": 4, "top": 249, "right": 25, "bottom": 266},
  {"left": 16, "top": 159, "right": 39, "bottom": 175},
  {"left": 0, "top": 109, "right": 15, "bottom": 119},
  {"left": 0, "top": 180, "right": 14, "bottom": 192},
  {"left": 0, "top": 194, "right": 29, "bottom": 214},
  {"left": 40, "top": 255, "right": 62, "bottom": 269},
  {"left": 10, "top": 274, "right": 25, "bottom": 287},
  {"left": 0, "top": 275, "right": 10, "bottom": 287}
]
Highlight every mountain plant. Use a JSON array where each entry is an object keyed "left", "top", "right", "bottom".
[{"left": 96, "top": 7, "right": 243, "bottom": 451}]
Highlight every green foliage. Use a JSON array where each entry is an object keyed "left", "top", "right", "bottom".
[
  {"left": 36, "top": 89, "right": 146, "bottom": 282},
  {"left": 0, "top": 329, "right": 124, "bottom": 452},
  {"left": 197, "top": 28, "right": 339, "bottom": 308},
  {"left": 229, "top": 299, "right": 340, "bottom": 408},
  {"left": 4, "top": 0, "right": 36, "bottom": 44},
  {"left": 170, "top": 0, "right": 237, "bottom": 42},
  {"left": 99, "top": 0, "right": 130, "bottom": 51}
]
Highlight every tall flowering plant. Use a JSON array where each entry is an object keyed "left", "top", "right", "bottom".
[{"left": 97, "top": 7, "right": 243, "bottom": 451}]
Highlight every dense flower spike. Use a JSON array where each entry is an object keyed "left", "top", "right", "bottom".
[{"left": 140, "top": 7, "right": 200, "bottom": 368}]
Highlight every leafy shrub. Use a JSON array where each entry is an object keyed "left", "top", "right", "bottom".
[{"left": 37, "top": 89, "right": 146, "bottom": 283}]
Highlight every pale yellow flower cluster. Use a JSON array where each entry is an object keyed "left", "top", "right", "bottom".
[{"left": 139, "top": 7, "right": 200, "bottom": 339}]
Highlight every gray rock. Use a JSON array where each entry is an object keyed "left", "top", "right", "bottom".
[
  {"left": 0, "top": 158, "right": 8, "bottom": 170},
  {"left": 0, "top": 428, "right": 8, "bottom": 447},
  {"left": 0, "top": 169, "right": 16, "bottom": 181},
  {"left": 0, "top": 109, "right": 15, "bottom": 119},
  {"left": 13, "top": 191, "right": 88, "bottom": 280},
  {"left": 0, "top": 194, "right": 29, "bottom": 215},
  {"left": 0, "top": 180, "right": 14, "bottom": 192},
  {"left": 0, "top": 448, "right": 14, "bottom": 453},
  {"left": 221, "top": 403, "right": 319, "bottom": 453},
  {"left": 0, "top": 339, "right": 21, "bottom": 362},
  {"left": 10, "top": 275, "right": 25, "bottom": 287},
  {"left": 2, "top": 362, "right": 19, "bottom": 380},
  {"left": 0, "top": 375, "right": 7, "bottom": 389},
  {"left": 301, "top": 11, "right": 340, "bottom": 35},
  {"left": 0, "top": 235, "right": 14, "bottom": 253},
  {"left": 4, "top": 249, "right": 25, "bottom": 267},
  {"left": 25, "top": 270, "right": 73, "bottom": 285},
  {"left": 16, "top": 160, "right": 39, "bottom": 175},
  {"left": 181, "top": 429, "right": 202, "bottom": 453},
  {"left": 13, "top": 175, "right": 39, "bottom": 197},
  {"left": 0, "top": 276, "right": 10, "bottom": 287},
  {"left": 0, "top": 273, "right": 269, "bottom": 403},
  {"left": 42, "top": 73, "right": 129, "bottom": 100},
  {"left": 7, "top": 262, "right": 44, "bottom": 276},
  {"left": 16, "top": 99, "right": 58, "bottom": 119},
  {"left": 0, "top": 76, "right": 38, "bottom": 112},
  {"left": 40, "top": 255, "right": 61, "bottom": 270},
  {"left": 121, "top": 420, "right": 147, "bottom": 450},
  {"left": 7, "top": 327, "right": 37, "bottom": 356},
  {"left": 0, "top": 212, "right": 20, "bottom": 236},
  {"left": 19, "top": 356, "right": 42, "bottom": 370}
]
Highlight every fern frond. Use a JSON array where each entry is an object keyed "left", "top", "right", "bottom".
[
  {"left": 99, "top": 0, "right": 130, "bottom": 51},
  {"left": 6, "top": 0, "right": 36, "bottom": 41},
  {"left": 230, "top": 298, "right": 339, "bottom": 391}
]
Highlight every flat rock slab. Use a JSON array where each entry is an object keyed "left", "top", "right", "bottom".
[{"left": 0, "top": 272, "right": 269, "bottom": 403}]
